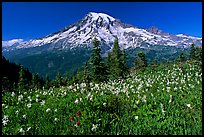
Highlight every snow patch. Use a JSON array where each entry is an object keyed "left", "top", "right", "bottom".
[
  {"left": 89, "top": 12, "right": 115, "bottom": 22},
  {"left": 2, "top": 39, "right": 24, "bottom": 47}
]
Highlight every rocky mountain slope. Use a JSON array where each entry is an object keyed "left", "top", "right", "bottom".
[{"left": 3, "top": 12, "right": 202, "bottom": 52}]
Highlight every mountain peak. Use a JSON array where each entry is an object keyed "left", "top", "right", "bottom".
[
  {"left": 3, "top": 12, "right": 202, "bottom": 51},
  {"left": 147, "top": 26, "right": 162, "bottom": 34},
  {"left": 87, "top": 12, "right": 115, "bottom": 22}
]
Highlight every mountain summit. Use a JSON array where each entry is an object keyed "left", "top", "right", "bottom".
[
  {"left": 2, "top": 12, "right": 202, "bottom": 79},
  {"left": 3, "top": 12, "right": 202, "bottom": 51}
]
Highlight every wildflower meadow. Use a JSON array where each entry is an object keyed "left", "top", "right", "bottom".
[{"left": 2, "top": 61, "right": 202, "bottom": 135}]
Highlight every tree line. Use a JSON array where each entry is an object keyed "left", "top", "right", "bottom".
[{"left": 2, "top": 38, "right": 202, "bottom": 93}]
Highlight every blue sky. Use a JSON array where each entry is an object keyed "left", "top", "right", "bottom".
[{"left": 2, "top": 2, "right": 202, "bottom": 41}]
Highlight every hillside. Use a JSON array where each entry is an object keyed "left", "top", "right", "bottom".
[{"left": 2, "top": 60, "right": 202, "bottom": 135}]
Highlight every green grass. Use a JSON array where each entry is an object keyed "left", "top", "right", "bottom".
[{"left": 2, "top": 60, "right": 202, "bottom": 135}]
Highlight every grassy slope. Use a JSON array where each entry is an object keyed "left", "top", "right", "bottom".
[{"left": 2, "top": 60, "right": 202, "bottom": 135}]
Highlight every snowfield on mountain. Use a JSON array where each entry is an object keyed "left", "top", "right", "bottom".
[{"left": 2, "top": 12, "right": 202, "bottom": 52}]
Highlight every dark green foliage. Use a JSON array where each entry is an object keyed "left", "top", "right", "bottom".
[
  {"left": 89, "top": 38, "right": 107, "bottom": 83},
  {"left": 134, "top": 52, "right": 147, "bottom": 70},
  {"left": 3, "top": 46, "right": 92, "bottom": 80},
  {"left": 190, "top": 44, "right": 196, "bottom": 60},
  {"left": 76, "top": 69, "right": 83, "bottom": 84},
  {"left": 2, "top": 56, "right": 32, "bottom": 92},
  {"left": 81, "top": 62, "right": 91, "bottom": 91},
  {"left": 176, "top": 52, "right": 186, "bottom": 63},
  {"left": 106, "top": 94, "right": 127, "bottom": 116},
  {"left": 125, "top": 45, "right": 189, "bottom": 68},
  {"left": 194, "top": 46, "right": 202, "bottom": 62},
  {"left": 150, "top": 59, "right": 159, "bottom": 70},
  {"left": 31, "top": 74, "right": 39, "bottom": 88},
  {"left": 44, "top": 74, "right": 51, "bottom": 89},
  {"left": 2, "top": 56, "right": 46, "bottom": 92},
  {"left": 106, "top": 37, "right": 129, "bottom": 80},
  {"left": 82, "top": 62, "right": 90, "bottom": 84},
  {"left": 18, "top": 65, "right": 26, "bottom": 90},
  {"left": 54, "top": 72, "right": 63, "bottom": 87}
]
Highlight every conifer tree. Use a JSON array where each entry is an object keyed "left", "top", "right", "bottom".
[
  {"left": 31, "top": 73, "right": 38, "bottom": 89},
  {"left": 107, "top": 37, "right": 129, "bottom": 80},
  {"left": 89, "top": 38, "right": 107, "bottom": 83},
  {"left": 18, "top": 65, "right": 25, "bottom": 90},
  {"left": 134, "top": 52, "right": 147, "bottom": 69},
  {"left": 45, "top": 74, "right": 50, "bottom": 89},
  {"left": 55, "top": 72, "right": 62, "bottom": 87},
  {"left": 178, "top": 52, "right": 186, "bottom": 62},
  {"left": 195, "top": 46, "right": 202, "bottom": 62},
  {"left": 190, "top": 43, "right": 196, "bottom": 60}
]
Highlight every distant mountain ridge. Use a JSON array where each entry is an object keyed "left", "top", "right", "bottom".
[
  {"left": 2, "top": 12, "right": 202, "bottom": 79},
  {"left": 2, "top": 12, "right": 202, "bottom": 52}
]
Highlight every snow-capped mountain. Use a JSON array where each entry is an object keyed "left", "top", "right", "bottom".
[
  {"left": 3, "top": 12, "right": 202, "bottom": 52},
  {"left": 2, "top": 39, "right": 24, "bottom": 47},
  {"left": 2, "top": 12, "right": 202, "bottom": 79}
]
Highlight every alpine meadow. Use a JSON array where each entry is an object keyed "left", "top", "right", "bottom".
[{"left": 2, "top": 2, "right": 202, "bottom": 135}]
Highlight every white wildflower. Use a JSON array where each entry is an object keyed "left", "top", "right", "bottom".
[
  {"left": 2, "top": 119, "right": 8, "bottom": 126},
  {"left": 160, "top": 103, "right": 163, "bottom": 108},
  {"left": 103, "top": 102, "right": 106, "bottom": 106},
  {"left": 43, "top": 91, "right": 47, "bottom": 95},
  {"left": 80, "top": 98, "right": 83, "bottom": 102},
  {"left": 136, "top": 100, "right": 139, "bottom": 105},
  {"left": 19, "top": 128, "right": 25, "bottom": 134},
  {"left": 167, "top": 87, "right": 170, "bottom": 92},
  {"left": 135, "top": 116, "right": 139, "bottom": 120},
  {"left": 46, "top": 108, "right": 51, "bottom": 112},
  {"left": 18, "top": 95, "right": 23, "bottom": 102},
  {"left": 2, "top": 115, "right": 9, "bottom": 126},
  {"left": 91, "top": 124, "right": 98, "bottom": 131},
  {"left": 75, "top": 98, "right": 79, "bottom": 104},
  {"left": 54, "top": 109, "right": 57, "bottom": 112},
  {"left": 54, "top": 118, "right": 58, "bottom": 121},
  {"left": 186, "top": 104, "right": 192, "bottom": 109},
  {"left": 41, "top": 100, "right": 45, "bottom": 106},
  {"left": 27, "top": 127, "right": 31, "bottom": 131},
  {"left": 86, "top": 92, "right": 91, "bottom": 99},
  {"left": 90, "top": 95, "right": 93, "bottom": 101},
  {"left": 11, "top": 92, "right": 15, "bottom": 97},
  {"left": 22, "top": 114, "right": 26, "bottom": 119},
  {"left": 15, "top": 110, "right": 19, "bottom": 115},
  {"left": 169, "top": 95, "right": 172, "bottom": 103},
  {"left": 27, "top": 103, "right": 32, "bottom": 108},
  {"left": 162, "top": 108, "right": 166, "bottom": 115},
  {"left": 141, "top": 95, "right": 146, "bottom": 103}
]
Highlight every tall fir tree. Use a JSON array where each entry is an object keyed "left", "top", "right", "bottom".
[
  {"left": 134, "top": 52, "right": 147, "bottom": 69},
  {"left": 55, "top": 72, "right": 62, "bottom": 87},
  {"left": 45, "top": 74, "right": 50, "bottom": 89},
  {"left": 195, "top": 46, "right": 202, "bottom": 62},
  {"left": 178, "top": 52, "right": 186, "bottom": 62},
  {"left": 89, "top": 38, "right": 107, "bottom": 83},
  {"left": 31, "top": 73, "right": 38, "bottom": 89},
  {"left": 18, "top": 64, "right": 26, "bottom": 90},
  {"left": 190, "top": 43, "right": 196, "bottom": 60},
  {"left": 107, "top": 37, "right": 129, "bottom": 80}
]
